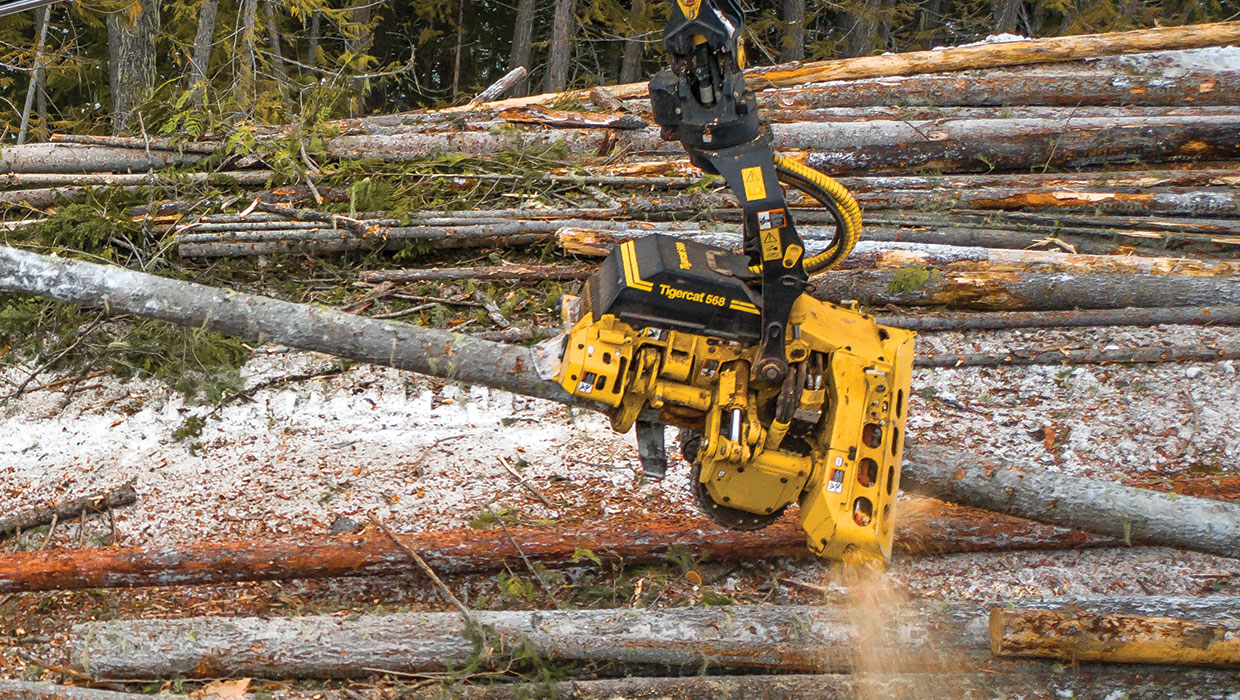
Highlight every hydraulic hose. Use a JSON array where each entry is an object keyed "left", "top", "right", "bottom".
[{"left": 768, "top": 155, "right": 863, "bottom": 275}]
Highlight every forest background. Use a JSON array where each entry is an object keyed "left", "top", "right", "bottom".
[{"left": 1, "top": 0, "right": 1238, "bottom": 143}]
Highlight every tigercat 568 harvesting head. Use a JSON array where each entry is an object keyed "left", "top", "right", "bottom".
[{"left": 549, "top": 0, "right": 915, "bottom": 565}]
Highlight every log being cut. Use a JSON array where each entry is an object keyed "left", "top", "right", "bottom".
[{"left": 3, "top": 245, "right": 1240, "bottom": 561}]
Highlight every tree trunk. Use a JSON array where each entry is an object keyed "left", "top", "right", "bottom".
[
  {"left": 990, "top": 597, "right": 1240, "bottom": 666},
  {"left": 544, "top": 0, "right": 577, "bottom": 92},
  {"left": 902, "top": 446, "right": 1240, "bottom": 559},
  {"left": 767, "top": 67, "right": 1240, "bottom": 108},
  {"left": 235, "top": 0, "right": 259, "bottom": 114},
  {"left": 451, "top": 0, "right": 466, "bottom": 98},
  {"left": 68, "top": 602, "right": 998, "bottom": 679},
  {"left": 506, "top": 0, "right": 536, "bottom": 96},
  {"left": 188, "top": 0, "right": 219, "bottom": 108},
  {"left": 780, "top": 0, "right": 805, "bottom": 62},
  {"left": 263, "top": 0, "right": 292, "bottom": 102},
  {"left": 993, "top": 0, "right": 1022, "bottom": 34},
  {"left": 464, "top": 21, "right": 1240, "bottom": 109},
  {"left": 16, "top": 5, "right": 50, "bottom": 145},
  {"left": 811, "top": 269, "right": 1240, "bottom": 311},
  {"left": 619, "top": 0, "right": 646, "bottom": 82},
  {"left": 106, "top": 0, "right": 160, "bottom": 133}
]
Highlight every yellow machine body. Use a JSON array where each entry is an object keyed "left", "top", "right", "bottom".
[{"left": 555, "top": 250, "right": 915, "bottom": 565}]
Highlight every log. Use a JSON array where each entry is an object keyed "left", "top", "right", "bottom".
[
  {"left": 0, "top": 245, "right": 573, "bottom": 406},
  {"left": 0, "top": 483, "right": 136, "bottom": 540},
  {"left": 68, "top": 602, "right": 993, "bottom": 678},
  {"left": 0, "top": 170, "right": 273, "bottom": 188},
  {"left": 0, "top": 143, "right": 200, "bottom": 174},
  {"left": 323, "top": 116, "right": 1240, "bottom": 174},
  {"left": 811, "top": 270, "right": 1240, "bottom": 311},
  {"left": 881, "top": 306, "right": 1240, "bottom": 332},
  {"left": 845, "top": 243, "right": 1240, "bottom": 277},
  {"left": 497, "top": 106, "right": 648, "bottom": 129},
  {"left": 902, "top": 446, "right": 1240, "bottom": 559},
  {"left": 0, "top": 494, "right": 1143, "bottom": 595},
  {"left": 755, "top": 66, "right": 1240, "bottom": 108},
  {"left": 6, "top": 246, "right": 1239, "bottom": 560},
  {"left": 990, "top": 597, "right": 1240, "bottom": 666},
  {"left": 467, "top": 66, "right": 528, "bottom": 106},
  {"left": 431, "top": 669, "right": 1240, "bottom": 700},
  {"left": 857, "top": 187, "right": 1240, "bottom": 219},
  {"left": 918, "top": 344, "right": 1240, "bottom": 368},
  {"left": 48, "top": 133, "right": 222, "bottom": 154},
  {"left": 462, "top": 21, "right": 1240, "bottom": 109},
  {"left": 359, "top": 264, "right": 595, "bottom": 283},
  {"left": 0, "top": 681, "right": 155, "bottom": 700},
  {"left": 761, "top": 104, "right": 1240, "bottom": 124}
]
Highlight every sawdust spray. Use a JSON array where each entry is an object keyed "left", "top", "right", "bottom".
[{"left": 821, "top": 504, "right": 959, "bottom": 700}]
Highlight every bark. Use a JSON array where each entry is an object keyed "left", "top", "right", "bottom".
[
  {"left": 16, "top": 5, "right": 51, "bottom": 145},
  {"left": 47, "top": 133, "right": 221, "bottom": 153},
  {"left": 359, "top": 264, "right": 595, "bottom": 283},
  {"left": 994, "top": 0, "right": 1021, "bottom": 34},
  {"left": 506, "top": 0, "right": 536, "bottom": 96},
  {"left": 918, "top": 344, "right": 1240, "bottom": 368},
  {"left": 780, "top": 0, "right": 806, "bottom": 62},
  {"left": 811, "top": 270, "right": 1240, "bottom": 311},
  {"left": 324, "top": 116, "right": 1240, "bottom": 175},
  {"left": 0, "top": 144, "right": 198, "bottom": 174},
  {"left": 0, "top": 246, "right": 574, "bottom": 405},
  {"left": 544, "top": 0, "right": 577, "bottom": 93},
  {"left": 845, "top": 243, "right": 1240, "bottom": 277},
  {"left": 188, "top": 0, "right": 220, "bottom": 108},
  {"left": 106, "top": 0, "right": 160, "bottom": 133},
  {"left": 0, "top": 681, "right": 153, "bottom": 700},
  {"left": 619, "top": 0, "right": 646, "bottom": 83},
  {"left": 855, "top": 187, "right": 1240, "bottom": 219},
  {"left": 69, "top": 602, "right": 997, "bottom": 678},
  {"left": 990, "top": 597, "right": 1240, "bottom": 666},
  {"left": 0, "top": 484, "right": 136, "bottom": 540},
  {"left": 236, "top": 0, "right": 259, "bottom": 114},
  {"left": 468, "top": 67, "right": 528, "bottom": 106},
  {"left": 881, "top": 306, "right": 1240, "bottom": 332},
  {"left": 901, "top": 445, "right": 1240, "bottom": 558},
  {"left": 451, "top": 0, "right": 465, "bottom": 97},
  {"left": 459, "top": 21, "right": 1240, "bottom": 110},
  {"left": 263, "top": 0, "right": 292, "bottom": 99},
  {"left": 764, "top": 67, "right": 1240, "bottom": 108},
  {"left": 757, "top": 105, "right": 1240, "bottom": 124}
]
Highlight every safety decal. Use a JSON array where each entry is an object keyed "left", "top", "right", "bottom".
[
  {"left": 827, "top": 468, "right": 845, "bottom": 494},
  {"left": 741, "top": 166, "right": 766, "bottom": 202},
  {"left": 756, "top": 208, "right": 786, "bottom": 231}
]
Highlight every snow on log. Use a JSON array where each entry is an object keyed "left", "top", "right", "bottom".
[{"left": 989, "top": 597, "right": 1240, "bottom": 666}]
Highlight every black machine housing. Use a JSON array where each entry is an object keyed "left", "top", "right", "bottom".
[{"left": 578, "top": 234, "right": 762, "bottom": 343}]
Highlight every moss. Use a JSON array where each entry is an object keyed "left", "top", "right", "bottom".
[{"left": 886, "top": 265, "right": 932, "bottom": 294}]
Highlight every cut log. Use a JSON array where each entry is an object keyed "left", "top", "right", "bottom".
[
  {"left": 812, "top": 270, "right": 1240, "bottom": 311},
  {"left": 0, "top": 143, "right": 200, "bottom": 174},
  {"left": 462, "top": 21, "right": 1240, "bottom": 109},
  {"left": 760, "top": 104, "right": 1240, "bottom": 124},
  {"left": 846, "top": 244, "right": 1240, "bottom": 277},
  {"left": 323, "top": 116, "right": 1240, "bottom": 174},
  {"left": 881, "top": 306, "right": 1240, "bottom": 332},
  {"left": 0, "top": 245, "right": 573, "bottom": 406},
  {"left": 68, "top": 602, "right": 994, "bottom": 678},
  {"left": 497, "top": 106, "right": 647, "bottom": 129},
  {"left": 48, "top": 133, "right": 221, "bottom": 154},
  {"left": 467, "top": 66, "right": 528, "bottom": 107},
  {"left": 756, "top": 67, "right": 1240, "bottom": 109},
  {"left": 918, "top": 344, "right": 1240, "bottom": 368},
  {"left": 6, "top": 246, "right": 1239, "bottom": 560},
  {"left": 857, "top": 187, "right": 1240, "bottom": 218},
  {"left": 902, "top": 445, "right": 1240, "bottom": 559},
  {"left": 990, "top": 597, "right": 1240, "bottom": 666},
  {"left": 0, "top": 483, "right": 136, "bottom": 541},
  {"left": 359, "top": 264, "right": 595, "bottom": 283},
  {"left": 0, "top": 170, "right": 273, "bottom": 189}
]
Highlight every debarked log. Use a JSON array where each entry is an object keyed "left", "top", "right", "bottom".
[
  {"left": 5, "top": 246, "right": 1240, "bottom": 559},
  {"left": 68, "top": 602, "right": 993, "bottom": 679},
  {"left": 990, "top": 597, "right": 1240, "bottom": 666}
]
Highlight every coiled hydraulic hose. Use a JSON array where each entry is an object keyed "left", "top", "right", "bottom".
[{"left": 759, "top": 154, "right": 862, "bottom": 276}]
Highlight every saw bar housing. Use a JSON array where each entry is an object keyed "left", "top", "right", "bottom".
[{"left": 556, "top": 235, "right": 915, "bottom": 565}]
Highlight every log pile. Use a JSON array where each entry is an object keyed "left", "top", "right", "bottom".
[{"left": 4, "top": 23, "right": 1240, "bottom": 699}]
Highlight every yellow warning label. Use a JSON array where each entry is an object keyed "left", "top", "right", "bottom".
[
  {"left": 741, "top": 166, "right": 766, "bottom": 202},
  {"left": 761, "top": 228, "right": 781, "bottom": 261}
]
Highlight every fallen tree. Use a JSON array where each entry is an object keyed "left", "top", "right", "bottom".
[
  {"left": 0, "top": 483, "right": 136, "bottom": 541},
  {"left": 990, "top": 597, "right": 1240, "bottom": 666},
  {"left": 4, "top": 246, "right": 1239, "bottom": 559}
]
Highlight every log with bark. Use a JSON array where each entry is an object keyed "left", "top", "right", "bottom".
[
  {"left": 0, "top": 143, "right": 200, "bottom": 174},
  {"left": 67, "top": 602, "right": 995, "bottom": 678},
  {"left": 990, "top": 597, "right": 1240, "bottom": 666},
  {"left": 359, "top": 264, "right": 595, "bottom": 283},
  {"left": 880, "top": 306, "right": 1240, "bottom": 332},
  {"left": 0, "top": 483, "right": 136, "bottom": 541},
  {"left": 918, "top": 344, "right": 1240, "bottom": 368},
  {"left": 462, "top": 21, "right": 1240, "bottom": 109},
  {"left": 0, "top": 681, "right": 154, "bottom": 700},
  {"left": 5, "top": 246, "right": 1240, "bottom": 559}
]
